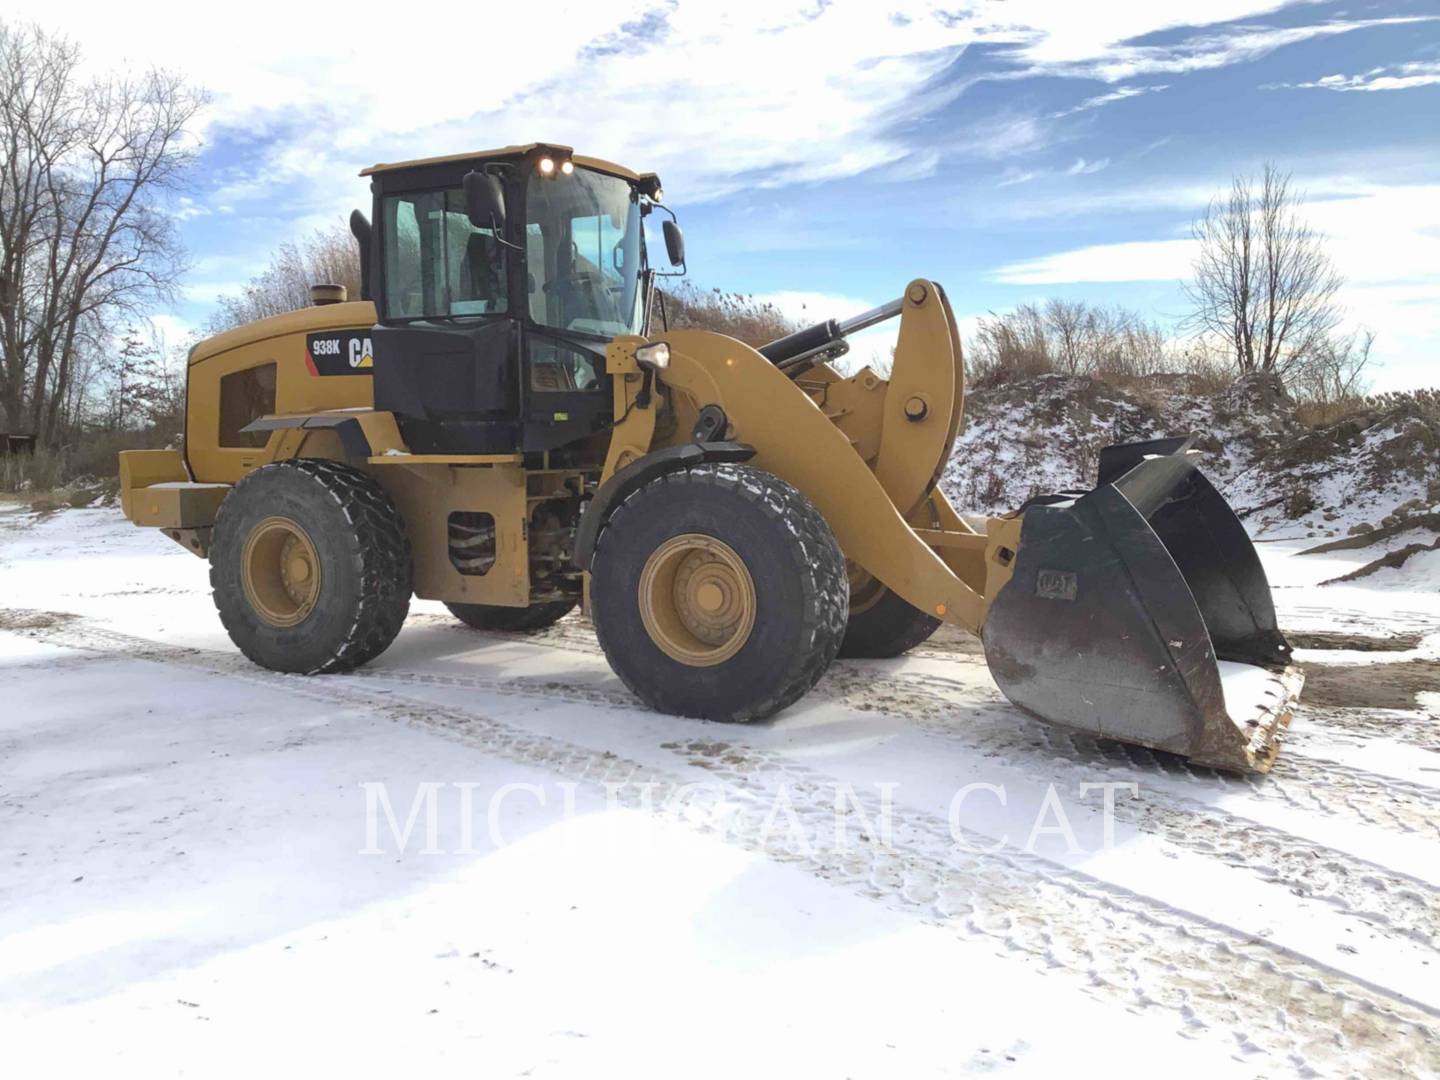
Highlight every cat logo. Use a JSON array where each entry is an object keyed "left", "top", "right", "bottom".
[
  {"left": 305, "top": 331, "right": 375, "bottom": 377},
  {"left": 347, "top": 337, "right": 374, "bottom": 369}
]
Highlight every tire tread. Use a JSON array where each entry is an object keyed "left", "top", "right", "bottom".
[
  {"left": 591, "top": 462, "right": 848, "bottom": 721},
  {"left": 210, "top": 458, "right": 411, "bottom": 673}
]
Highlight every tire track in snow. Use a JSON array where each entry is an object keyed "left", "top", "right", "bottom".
[
  {"left": 411, "top": 612, "right": 1440, "bottom": 841},
  {"left": 1283, "top": 605, "right": 1438, "bottom": 635},
  {"left": 22, "top": 621, "right": 1437, "bottom": 950},
  {"left": 10, "top": 610, "right": 1439, "bottom": 1079},
  {"left": 400, "top": 613, "right": 1440, "bottom": 944},
  {"left": 819, "top": 666, "right": 1440, "bottom": 841},
  {"left": 1293, "top": 705, "right": 1440, "bottom": 755}
]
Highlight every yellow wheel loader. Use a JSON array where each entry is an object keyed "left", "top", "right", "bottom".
[{"left": 120, "top": 142, "right": 1303, "bottom": 773}]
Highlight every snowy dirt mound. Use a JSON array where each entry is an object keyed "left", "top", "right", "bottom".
[{"left": 941, "top": 375, "right": 1440, "bottom": 544}]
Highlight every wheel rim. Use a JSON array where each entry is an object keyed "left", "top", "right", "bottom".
[
  {"left": 241, "top": 516, "right": 322, "bottom": 627},
  {"left": 847, "top": 562, "right": 886, "bottom": 616},
  {"left": 638, "top": 533, "right": 756, "bottom": 667}
]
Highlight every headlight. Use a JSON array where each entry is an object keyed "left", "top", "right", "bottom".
[
  {"left": 635, "top": 342, "right": 670, "bottom": 369},
  {"left": 538, "top": 157, "right": 555, "bottom": 176},
  {"left": 560, "top": 160, "right": 574, "bottom": 175}
]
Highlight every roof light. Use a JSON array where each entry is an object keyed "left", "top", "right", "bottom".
[
  {"left": 538, "top": 157, "right": 555, "bottom": 175},
  {"left": 651, "top": 187, "right": 663, "bottom": 203},
  {"left": 559, "top": 159, "right": 574, "bottom": 175},
  {"left": 635, "top": 341, "right": 670, "bottom": 370}
]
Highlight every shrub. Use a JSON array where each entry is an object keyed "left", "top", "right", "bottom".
[
  {"left": 0, "top": 445, "right": 66, "bottom": 493},
  {"left": 968, "top": 300, "right": 1179, "bottom": 389}
]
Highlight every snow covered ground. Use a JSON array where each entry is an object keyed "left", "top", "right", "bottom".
[{"left": 2, "top": 503, "right": 1438, "bottom": 1078}]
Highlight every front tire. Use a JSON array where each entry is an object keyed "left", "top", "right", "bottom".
[
  {"left": 210, "top": 459, "right": 412, "bottom": 673},
  {"left": 590, "top": 463, "right": 847, "bottom": 721},
  {"left": 837, "top": 568, "right": 941, "bottom": 658}
]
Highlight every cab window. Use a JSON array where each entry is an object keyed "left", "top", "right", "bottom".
[
  {"left": 218, "top": 363, "right": 276, "bottom": 448},
  {"left": 382, "top": 189, "right": 507, "bottom": 320}
]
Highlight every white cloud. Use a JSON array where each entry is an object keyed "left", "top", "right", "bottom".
[
  {"left": 991, "top": 239, "right": 1199, "bottom": 284},
  {"left": 169, "top": 196, "right": 209, "bottom": 222},
  {"left": 7, "top": 0, "right": 1382, "bottom": 219},
  {"left": 993, "top": 12, "right": 1439, "bottom": 83},
  {"left": 997, "top": 168, "right": 1042, "bottom": 187},
  {"left": 11, "top": 2, "right": 986, "bottom": 209},
  {"left": 934, "top": 111, "right": 1053, "bottom": 164},
  {"left": 144, "top": 313, "right": 200, "bottom": 351},
  {"left": 182, "top": 282, "right": 249, "bottom": 305},
  {"left": 1050, "top": 84, "right": 1169, "bottom": 118},
  {"left": 993, "top": 155, "right": 1111, "bottom": 187},
  {"left": 754, "top": 290, "right": 904, "bottom": 374},
  {"left": 989, "top": 182, "right": 1440, "bottom": 288},
  {"left": 1065, "top": 157, "right": 1110, "bottom": 176},
  {"left": 1263, "top": 60, "right": 1440, "bottom": 92}
]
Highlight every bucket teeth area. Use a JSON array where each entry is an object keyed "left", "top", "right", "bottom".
[{"left": 1196, "top": 663, "right": 1304, "bottom": 773}]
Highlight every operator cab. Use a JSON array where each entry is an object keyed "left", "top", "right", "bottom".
[{"left": 355, "top": 143, "right": 680, "bottom": 455}]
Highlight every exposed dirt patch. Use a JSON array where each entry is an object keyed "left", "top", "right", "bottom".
[
  {"left": 1300, "top": 513, "right": 1440, "bottom": 555},
  {"left": 921, "top": 624, "right": 986, "bottom": 657},
  {"left": 1300, "top": 659, "right": 1440, "bottom": 710},
  {"left": 1323, "top": 537, "right": 1440, "bottom": 584},
  {"left": 0, "top": 609, "right": 77, "bottom": 632},
  {"left": 1287, "top": 630, "right": 1424, "bottom": 651}
]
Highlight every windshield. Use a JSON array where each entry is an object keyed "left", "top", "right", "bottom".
[{"left": 525, "top": 167, "right": 643, "bottom": 338}]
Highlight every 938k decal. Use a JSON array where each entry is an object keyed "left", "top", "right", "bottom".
[{"left": 305, "top": 331, "right": 374, "bottom": 376}]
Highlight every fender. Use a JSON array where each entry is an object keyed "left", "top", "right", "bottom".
[
  {"left": 243, "top": 411, "right": 374, "bottom": 459},
  {"left": 573, "top": 441, "right": 755, "bottom": 570},
  {"left": 241, "top": 408, "right": 415, "bottom": 463},
  {"left": 655, "top": 330, "right": 992, "bottom": 630}
]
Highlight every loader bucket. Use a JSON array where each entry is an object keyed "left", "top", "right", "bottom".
[{"left": 981, "top": 437, "right": 1303, "bottom": 774}]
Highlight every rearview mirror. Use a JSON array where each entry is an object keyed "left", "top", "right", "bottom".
[
  {"left": 463, "top": 171, "right": 506, "bottom": 232},
  {"left": 662, "top": 219, "right": 685, "bottom": 268}
]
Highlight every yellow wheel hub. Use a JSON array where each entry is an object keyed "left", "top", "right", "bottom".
[
  {"left": 241, "top": 516, "right": 322, "bottom": 628},
  {"left": 638, "top": 533, "right": 756, "bottom": 667},
  {"left": 847, "top": 561, "right": 886, "bottom": 616}
]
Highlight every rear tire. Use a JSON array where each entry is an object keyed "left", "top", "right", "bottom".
[
  {"left": 210, "top": 459, "right": 412, "bottom": 673},
  {"left": 445, "top": 599, "right": 576, "bottom": 632},
  {"left": 590, "top": 463, "right": 848, "bottom": 722},
  {"left": 838, "top": 569, "right": 941, "bottom": 658}
]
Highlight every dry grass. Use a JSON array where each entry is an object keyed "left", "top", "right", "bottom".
[
  {"left": 0, "top": 427, "right": 173, "bottom": 498},
  {"left": 1293, "top": 396, "right": 1370, "bottom": 427},
  {"left": 0, "top": 445, "right": 66, "bottom": 493},
  {"left": 656, "top": 284, "right": 796, "bottom": 348}
]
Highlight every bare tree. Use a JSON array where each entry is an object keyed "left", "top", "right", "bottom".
[
  {"left": 1186, "top": 164, "right": 1343, "bottom": 382},
  {"left": 1043, "top": 298, "right": 1088, "bottom": 375},
  {"left": 206, "top": 223, "right": 362, "bottom": 332},
  {"left": 1292, "top": 327, "right": 1374, "bottom": 406},
  {"left": 0, "top": 21, "right": 201, "bottom": 445}
]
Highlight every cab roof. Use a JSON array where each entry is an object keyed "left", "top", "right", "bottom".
[{"left": 360, "top": 142, "right": 645, "bottom": 183}]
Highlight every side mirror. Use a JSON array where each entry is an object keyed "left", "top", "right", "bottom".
[
  {"left": 463, "top": 171, "right": 506, "bottom": 232},
  {"left": 662, "top": 219, "right": 685, "bottom": 268}
]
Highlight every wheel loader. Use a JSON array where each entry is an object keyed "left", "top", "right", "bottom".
[{"left": 119, "top": 142, "right": 1303, "bottom": 773}]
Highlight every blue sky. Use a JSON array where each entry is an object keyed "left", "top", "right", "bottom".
[{"left": 20, "top": 0, "right": 1440, "bottom": 388}]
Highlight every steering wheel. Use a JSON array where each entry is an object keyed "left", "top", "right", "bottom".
[
  {"left": 531, "top": 359, "right": 579, "bottom": 392},
  {"left": 544, "top": 271, "right": 617, "bottom": 322}
]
